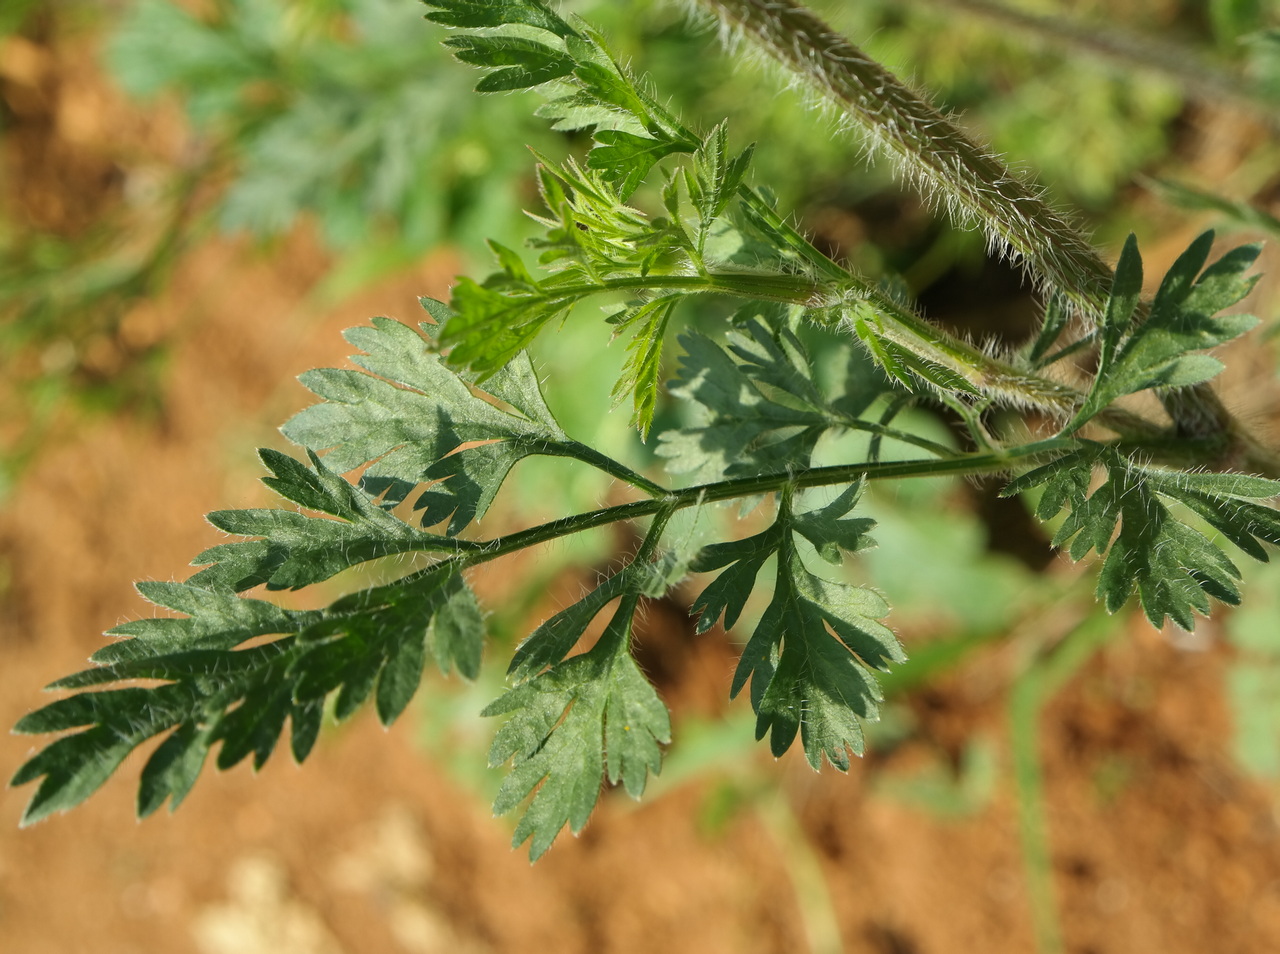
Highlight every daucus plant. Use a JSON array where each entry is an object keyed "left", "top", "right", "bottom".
[{"left": 12, "top": 0, "right": 1280, "bottom": 861}]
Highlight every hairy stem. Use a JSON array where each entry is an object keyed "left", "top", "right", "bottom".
[
  {"left": 424, "top": 436, "right": 1092, "bottom": 569},
  {"left": 547, "top": 264, "right": 1192, "bottom": 446},
  {"left": 554, "top": 440, "right": 670, "bottom": 496},
  {"left": 696, "top": 0, "right": 1280, "bottom": 476},
  {"left": 369, "top": 430, "right": 1228, "bottom": 606},
  {"left": 699, "top": 0, "right": 1114, "bottom": 316}
]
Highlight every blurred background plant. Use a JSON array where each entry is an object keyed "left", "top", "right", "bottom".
[{"left": 3, "top": 1, "right": 1280, "bottom": 952}]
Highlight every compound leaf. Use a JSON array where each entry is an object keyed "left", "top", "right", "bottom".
[
  {"left": 1003, "top": 446, "right": 1280, "bottom": 628},
  {"left": 484, "top": 591, "right": 669, "bottom": 860},
  {"left": 281, "top": 312, "right": 576, "bottom": 535},
  {"left": 191, "top": 449, "right": 450, "bottom": 591},
  {"left": 659, "top": 313, "right": 865, "bottom": 482},
  {"left": 12, "top": 563, "right": 483, "bottom": 825},
  {"left": 1068, "top": 232, "right": 1261, "bottom": 430},
  {"left": 693, "top": 486, "right": 903, "bottom": 770}
]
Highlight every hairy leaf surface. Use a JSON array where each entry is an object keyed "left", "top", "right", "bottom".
[
  {"left": 659, "top": 313, "right": 887, "bottom": 482},
  {"left": 1004, "top": 445, "right": 1280, "bottom": 628},
  {"left": 1068, "top": 232, "right": 1261, "bottom": 430},
  {"left": 692, "top": 484, "right": 904, "bottom": 770},
  {"left": 12, "top": 565, "right": 483, "bottom": 824},
  {"left": 484, "top": 582, "right": 669, "bottom": 860},
  {"left": 281, "top": 312, "right": 583, "bottom": 534}
]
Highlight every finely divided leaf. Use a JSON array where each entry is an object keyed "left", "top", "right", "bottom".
[
  {"left": 609, "top": 295, "right": 679, "bottom": 437},
  {"left": 692, "top": 487, "right": 902, "bottom": 770},
  {"left": 282, "top": 313, "right": 572, "bottom": 535},
  {"left": 442, "top": 34, "right": 575, "bottom": 93},
  {"left": 658, "top": 314, "right": 854, "bottom": 482},
  {"left": 692, "top": 523, "right": 787, "bottom": 633},
  {"left": 687, "top": 122, "right": 753, "bottom": 242},
  {"left": 1068, "top": 233, "right": 1261, "bottom": 430},
  {"left": 791, "top": 481, "right": 878, "bottom": 564},
  {"left": 744, "top": 562, "right": 897, "bottom": 770},
  {"left": 12, "top": 564, "right": 484, "bottom": 825},
  {"left": 1004, "top": 446, "right": 1280, "bottom": 628},
  {"left": 191, "top": 449, "right": 450, "bottom": 591},
  {"left": 484, "top": 594, "right": 670, "bottom": 860},
  {"left": 423, "top": 1, "right": 575, "bottom": 39},
  {"left": 588, "top": 129, "right": 686, "bottom": 199},
  {"left": 508, "top": 568, "right": 634, "bottom": 682}
]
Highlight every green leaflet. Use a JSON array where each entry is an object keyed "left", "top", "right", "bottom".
[
  {"left": 658, "top": 312, "right": 886, "bottom": 482},
  {"left": 429, "top": 4, "right": 695, "bottom": 189},
  {"left": 484, "top": 581, "right": 670, "bottom": 860},
  {"left": 438, "top": 157, "right": 688, "bottom": 380},
  {"left": 686, "top": 122, "right": 755, "bottom": 252},
  {"left": 692, "top": 484, "right": 904, "bottom": 770},
  {"left": 422, "top": 0, "right": 575, "bottom": 37},
  {"left": 442, "top": 34, "right": 575, "bottom": 93},
  {"left": 1066, "top": 231, "right": 1261, "bottom": 431},
  {"left": 11, "top": 564, "right": 484, "bottom": 825},
  {"left": 428, "top": 3, "right": 770, "bottom": 422},
  {"left": 608, "top": 295, "right": 680, "bottom": 437},
  {"left": 1003, "top": 445, "right": 1280, "bottom": 628},
  {"left": 191, "top": 448, "right": 453, "bottom": 591},
  {"left": 281, "top": 311, "right": 585, "bottom": 535},
  {"left": 588, "top": 129, "right": 688, "bottom": 199},
  {"left": 436, "top": 127, "right": 784, "bottom": 432},
  {"left": 481, "top": 506, "right": 711, "bottom": 859}
]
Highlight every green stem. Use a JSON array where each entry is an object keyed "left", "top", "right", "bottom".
[
  {"left": 545, "top": 271, "right": 827, "bottom": 305},
  {"left": 436, "top": 437, "right": 1077, "bottom": 567},
  {"left": 699, "top": 0, "right": 1114, "bottom": 317},
  {"left": 552, "top": 440, "right": 669, "bottom": 497},
  {"left": 832, "top": 414, "right": 957, "bottom": 459},
  {"left": 394, "top": 430, "right": 1229, "bottom": 581},
  {"left": 554, "top": 256, "right": 1109, "bottom": 426},
  {"left": 1009, "top": 610, "right": 1121, "bottom": 953},
  {"left": 697, "top": 0, "right": 1280, "bottom": 476}
]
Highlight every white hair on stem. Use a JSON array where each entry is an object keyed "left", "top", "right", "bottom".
[{"left": 682, "top": 0, "right": 1272, "bottom": 468}]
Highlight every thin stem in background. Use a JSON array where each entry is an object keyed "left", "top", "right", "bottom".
[
  {"left": 905, "top": 0, "right": 1280, "bottom": 135},
  {"left": 1008, "top": 610, "right": 1121, "bottom": 954}
]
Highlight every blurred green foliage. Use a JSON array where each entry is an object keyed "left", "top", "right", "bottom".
[
  {"left": 1226, "top": 559, "right": 1280, "bottom": 778},
  {"left": 107, "top": 0, "right": 542, "bottom": 284}
]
